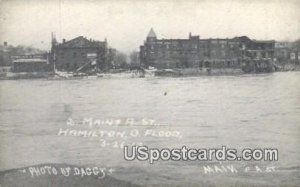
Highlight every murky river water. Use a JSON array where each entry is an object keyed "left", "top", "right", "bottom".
[{"left": 0, "top": 72, "right": 300, "bottom": 186}]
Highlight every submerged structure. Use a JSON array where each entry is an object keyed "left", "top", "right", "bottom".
[
  {"left": 51, "top": 33, "right": 116, "bottom": 72},
  {"left": 139, "top": 28, "right": 275, "bottom": 72}
]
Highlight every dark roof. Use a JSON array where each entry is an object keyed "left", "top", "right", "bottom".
[{"left": 58, "top": 36, "right": 106, "bottom": 48}]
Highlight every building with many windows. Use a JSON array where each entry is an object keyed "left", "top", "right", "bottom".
[{"left": 140, "top": 28, "right": 275, "bottom": 69}]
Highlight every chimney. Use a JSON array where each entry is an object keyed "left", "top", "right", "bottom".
[
  {"left": 62, "top": 39, "right": 66, "bottom": 43},
  {"left": 4, "top": 41, "right": 7, "bottom": 47}
]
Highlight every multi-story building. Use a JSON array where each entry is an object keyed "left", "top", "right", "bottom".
[
  {"left": 289, "top": 40, "right": 300, "bottom": 64},
  {"left": 274, "top": 41, "right": 300, "bottom": 64},
  {"left": 11, "top": 54, "right": 49, "bottom": 72},
  {"left": 289, "top": 50, "right": 300, "bottom": 63},
  {"left": 140, "top": 29, "right": 275, "bottom": 69},
  {"left": 237, "top": 36, "right": 275, "bottom": 60},
  {"left": 1, "top": 42, "right": 51, "bottom": 73},
  {"left": 274, "top": 41, "right": 291, "bottom": 63},
  {"left": 51, "top": 34, "right": 112, "bottom": 71}
]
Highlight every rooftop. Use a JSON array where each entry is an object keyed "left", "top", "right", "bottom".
[
  {"left": 57, "top": 36, "right": 106, "bottom": 48},
  {"left": 147, "top": 28, "right": 157, "bottom": 38}
]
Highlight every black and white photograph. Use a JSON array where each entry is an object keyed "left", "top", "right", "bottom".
[{"left": 0, "top": 0, "right": 299, "bottom": 186}]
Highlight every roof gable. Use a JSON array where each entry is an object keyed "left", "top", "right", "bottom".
[{"left": 59, "top": 36, "right": 105, "bottom": 48}]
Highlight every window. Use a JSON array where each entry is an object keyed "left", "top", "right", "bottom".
[
  {"left": 290, "top": 53, "right": 295, "bottom": 60},
  {"left": 211, "top": 50, "right": 216, "bottom": 56},
  {"left": 221, "top": 50, "right": 226, "bottom": 57}
]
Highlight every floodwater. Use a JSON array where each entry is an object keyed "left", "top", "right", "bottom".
[{"left": 0, "top": 72, "right": 300, "bottom": 186}]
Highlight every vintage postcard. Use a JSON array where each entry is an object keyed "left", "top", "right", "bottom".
[{"left": 0, "top": 0, "right": 299, "bottom": 186}]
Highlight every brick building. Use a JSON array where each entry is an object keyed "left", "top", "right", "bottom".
[
  {"left": 237, "top": 36, "right": 275, "bottom": 60},
  {"left": 52, "top": 35, "right": 113, "bottom": 71},
  {"left": 289, "top": 50, "right": 300, "bottom": 64},
  {"left": 274, "top": 41, "right": 300, "bottom": 64},
  {"left": 140, "top": 29, "right": 275, "bottom": 69},
  {"left": 274, "top": 41, "right": 291, "bottom": 63}
]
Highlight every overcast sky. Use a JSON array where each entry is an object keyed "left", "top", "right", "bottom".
[{"left": 0, "top": 0, "right": 299, "bottom": 54}]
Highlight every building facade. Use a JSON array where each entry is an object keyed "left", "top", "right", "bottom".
[
  {"left": 274, "top": 41, "right": 290, "bottom": 63},
  {"left": 238, "top": 36, "right": 275, "bottom": 60},
  {"left": 52, "top": 35, "right": 111, "bottom": 71},
  {"left": 140, "top": 29, "right": 275, "bottom": 69},
  {"left": 274, "top": 41, "right": 300, "bottom": 64},
  {"left": 11, "top": 54, "right": 50, "bottom": 72}
]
